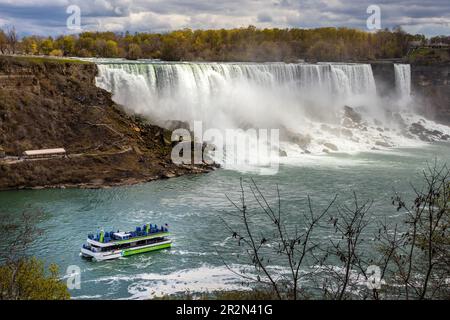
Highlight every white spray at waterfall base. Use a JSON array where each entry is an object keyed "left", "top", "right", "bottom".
[{"left": 95, "top": 60, "right": 450, "bottom": 170}]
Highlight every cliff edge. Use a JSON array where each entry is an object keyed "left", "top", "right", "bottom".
[{"left": 0, "top": 56, "right": 211, "bottom": 190}]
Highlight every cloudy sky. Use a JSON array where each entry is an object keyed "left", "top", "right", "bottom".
[{"left": 0, "top": 0, "right": 449, "bottom": 37}]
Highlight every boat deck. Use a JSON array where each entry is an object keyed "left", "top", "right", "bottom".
[{"left": 87, "top": 231, "right": 170, "bottom": 247}]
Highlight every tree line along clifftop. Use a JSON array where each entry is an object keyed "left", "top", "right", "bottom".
[{"left": 1, "top": 25, "right": 448, "bottom": 62}]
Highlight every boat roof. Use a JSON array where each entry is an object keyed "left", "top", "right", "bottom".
[
  {"left": 114, "top": 231, "right": 131, "bottom": 238},
  {"left": 87, "top": 231, "right": 170, "bottom": 248}
]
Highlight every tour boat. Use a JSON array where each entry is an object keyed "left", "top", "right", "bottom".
[{"left": 80, "top": 223, "right": 172, "bottom": 261}]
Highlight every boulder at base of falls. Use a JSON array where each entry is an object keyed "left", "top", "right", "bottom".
[
  {"left": 323, "top": 143, "right": 338, "bottom": 151},
  {"left": 409, "top": 122, "right": 444, "bottom": 142},
  {"left": 321, "top": 124, "right": 341, "bottom": 136},
  {"left": 343, "top": 106, "right": 363, "bottom": 125},
  {"left": 279, "top": 149, "right": 288, "bottom": 157},
  {"left": 392, "top": 113, "right": 408, "bottom": 129},
  {"left": 341, "top": 128, "right": 353, "bottom": 137},
  {"left": 375, "top": 141, "right": 392, "bottom": 148},
  {"left": 279, "top": 127, "right": 312, "bottom": 149}
]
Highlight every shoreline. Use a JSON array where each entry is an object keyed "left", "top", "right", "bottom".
[
  {"left": 0, "top": 166, "right": 215, "bottom": 192},
  {"left": 0, "top": 55, "right": 218, "bottom": 191}
]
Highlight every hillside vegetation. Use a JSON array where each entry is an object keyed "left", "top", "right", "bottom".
[
  {"left": 0, "top": 56, "right": 211, "bottom": 190},
  {"left": 1, "top": 26, "right": 435, "bottom": 62}
]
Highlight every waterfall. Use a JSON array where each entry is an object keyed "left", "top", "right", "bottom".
[
  {"left": 95, "top": 60, "right": 448, "bottom": 160},
  {"left": 394, "top": 64, "right": 411, "bottom": 99},
  {"left": 96, "top": 62, "right": 378, "bottom": 129},
  {"left": 97, "top": 62, "right": 377, "bottom": 98}
]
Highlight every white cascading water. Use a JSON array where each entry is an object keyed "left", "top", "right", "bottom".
[
  {"left": 96, "top": 62, "right": 378, "bottom": 131},
  {"left": 95, "top": 60, "right": 450, "bottom": 169},
  {"left": 394, "top": 64, "right": 412, "bottom": 100}
]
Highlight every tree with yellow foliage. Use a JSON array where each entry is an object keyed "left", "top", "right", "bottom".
[{"left": 0, "top": 210, "right": 70, "bottom": 300}]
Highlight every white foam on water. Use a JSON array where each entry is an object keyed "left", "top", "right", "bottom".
[
  {"left": 85, "top": 264, "right": 249, "bottom": 299},
  {"left": 82, "top": 263, "right": 296, "bottom": 300},
  {"left": 170, "top": 249, "right": 217, "bottom": 256}
]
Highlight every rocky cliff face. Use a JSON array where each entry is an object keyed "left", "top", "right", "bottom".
[
  {"left": 370, "top": 61, "right": 450, "bottom": 125},
  {"left": 411, "top": 63, "right": 450, "bottom": 124},
  {"left": 0, "top": 56, "right": 211, "bottom": 190}
]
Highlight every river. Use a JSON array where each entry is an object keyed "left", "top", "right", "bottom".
[{"left": 0, "top": 143, "right": 449, "bottom": 299}]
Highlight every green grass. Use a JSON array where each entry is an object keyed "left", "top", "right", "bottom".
[{"left": 0, "top": 55, "right": 92, "bottom": 65}]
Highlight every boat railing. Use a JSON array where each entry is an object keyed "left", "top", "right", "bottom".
[{"left": 88, "top": 223, "right": 169, "bottom": 243}]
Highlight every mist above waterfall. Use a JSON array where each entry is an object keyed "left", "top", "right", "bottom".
[{"left": 95, "top": 60, "right": 450, "bottom": 161}]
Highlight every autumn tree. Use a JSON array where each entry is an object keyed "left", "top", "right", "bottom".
[
  {"left": 21, "top": 36, "right": 39, "bottom": 55},
  {"left": 127, "top": 43, "right": 142, "bottom": 60},
  {"left": 40, "top": 38, "right": 54, "bottom": 55},
  {"left": 10, "top": 26, "right": 430, "bottom": 62}
]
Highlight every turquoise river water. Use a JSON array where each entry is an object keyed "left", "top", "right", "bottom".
[{"left": 0, "top": 143, "right": 449, "bottom": 299}]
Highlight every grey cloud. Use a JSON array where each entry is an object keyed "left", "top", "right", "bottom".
[
  {"left": 0, "top": 0, "right": 449, "bottom": 37},
  {"left": 257, "top": 12, "right": 273, "bottom": 23}
]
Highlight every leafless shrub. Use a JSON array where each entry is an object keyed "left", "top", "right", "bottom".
[
  {"left": 377, "top": 162, "right": 449, "bottom": 299},
  {"left": 219, "top": 178, "right": 336, "bottom": 300}
]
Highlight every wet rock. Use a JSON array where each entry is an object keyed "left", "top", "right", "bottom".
[
  {"left": 322, "top": 149, "right": 330, "bottom": 154},
  {"left": 90, "top": 178, "right": 105, "bottom": 185},
  {"left": 400, "top": 129, "right": 415, "bottom": 139},
  {"left": 280, "top": 128, "right": 312, "bottom": 149},
  {"left": 344, "top": 106, "right": 362, "bottom": 124},
  {"left": 341, "top": 128, "right": 353, "bottom": 137},
  {"left": 410, "top": 122, "right": 427, "bottom": 133},
  {"left": 293, "top": 135, "right": 312, "bottom": 148},
  {"left": 162, "top": 172, "right": 177, "bottom": 179},
  {"left": 409, "top": 122, "right": 443, "bottom": 141},
  {"left": 375, "top": 141, "right": 392, "bottom": 148},
  {"left": 279, "top": 149, "right": 287, "bottom": 157},
  {"left": 392, "top": 113, "right": 407, "bottom": 129},
  {"left": 342, "top": 117, "right": 355, "bottom": 128},
  {"left": 323, "top": 143, "right": 338, "bottom": 151}
]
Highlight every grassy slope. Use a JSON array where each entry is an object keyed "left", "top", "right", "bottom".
[{"left": 0, "top": 55, "right": 210, "bottom": 190}]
